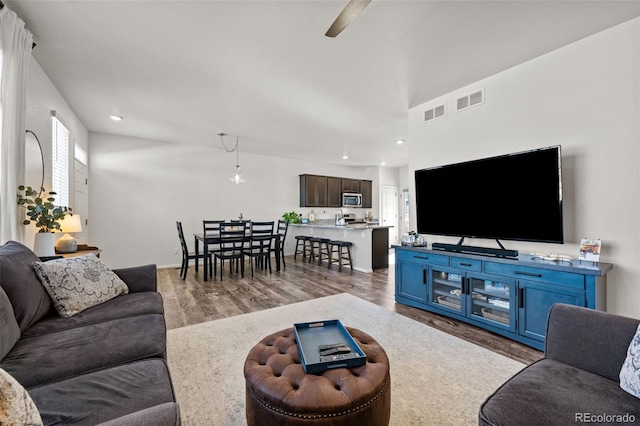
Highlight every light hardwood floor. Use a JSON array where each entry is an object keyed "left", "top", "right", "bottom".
[{"left": 158, "top": 253, "right": 543, "bottom": 365}]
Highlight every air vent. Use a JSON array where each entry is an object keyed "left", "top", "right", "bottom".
[
  {"left": 424, "top": 104, "right": 446, "bottom": 122},
  {"left": 457, "top": 89, "right": 484, "bottom": 112}
]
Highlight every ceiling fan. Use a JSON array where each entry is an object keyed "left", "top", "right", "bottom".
[{"left": 325, "top": 0, "right": 372, "bottom": 38}]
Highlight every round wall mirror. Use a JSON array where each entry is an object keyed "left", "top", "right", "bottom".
[{"left": 24, "top": 130, "right": 44, "bottom": 193}]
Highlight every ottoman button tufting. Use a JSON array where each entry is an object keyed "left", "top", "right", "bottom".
[{"left": 244, "top": 326, "right": 391, "bottom": 426}]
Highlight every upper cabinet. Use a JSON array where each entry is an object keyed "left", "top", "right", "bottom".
[
  {"left": 300, "top": 174, "right": 373, "bottom": 208},
  {"left": 341, "top": 179, "right": 361, "bottom": 193},
  {"left": 361, "top": 180, "right": 372, "bottom": 208},
  {"left": 327, "top": 177, "right": 342, "bottom": 207},
  {"left": 300, "top": 175, "right": 328, "bottom": 207}
]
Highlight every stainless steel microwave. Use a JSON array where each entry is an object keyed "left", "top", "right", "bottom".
[{"left": 342, "top": 193, "right": 362, "bottom": 207}]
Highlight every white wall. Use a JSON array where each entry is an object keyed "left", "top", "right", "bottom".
[
  {"left": 22, "top": 59, "right": 89, "bottom": 248},
  {"left": 408, "top": 18, "right": 640, "bottom": 318},
  {"left": 88, "top": 132, "right": 380, "bottom": 268}
]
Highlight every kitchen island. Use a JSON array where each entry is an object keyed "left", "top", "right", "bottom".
[{"left": 285, "top": 222, "right": 391, "bottom": 273}]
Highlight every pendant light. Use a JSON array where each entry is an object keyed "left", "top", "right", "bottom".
[{"left": 218, "top": 133, "right": 246, "bottom": 184}]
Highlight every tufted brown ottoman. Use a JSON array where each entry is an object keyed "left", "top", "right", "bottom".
[{"left": 244, "top": 326, "right": 391, "bottom": 426}]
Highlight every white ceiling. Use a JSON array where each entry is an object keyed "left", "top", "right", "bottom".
[{"left": 7, "top": 0, "right": 640, "bottom": 167}]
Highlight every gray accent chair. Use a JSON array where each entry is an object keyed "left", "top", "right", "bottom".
[
  {"left": 479, "top": 303, "right": 640, "bottom": 426},
  {"left": 0, "top": 241, "right": 180, "bottom": 425}
]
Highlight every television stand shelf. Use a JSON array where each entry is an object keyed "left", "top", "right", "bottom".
[{"left": 394, "top": 245, "right": 612, "bottom": 350}]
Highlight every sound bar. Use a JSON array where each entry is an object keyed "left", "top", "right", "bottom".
[{"left": 432, "top": 242, "right": 519, "bottom": 259}]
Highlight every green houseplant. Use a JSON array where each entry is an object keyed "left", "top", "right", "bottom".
[
  {"left": 282, "top": 211, "right": 301, "bottom": 224},
  {"left": 17, "top": 185, "right": 72, "bottom": 257},
  {"left": 17, "top": 185, "right": 71, "bottom": 232}
]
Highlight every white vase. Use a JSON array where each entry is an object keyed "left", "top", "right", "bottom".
[{"left": 33, "top": 232, "right": 56, "bottom": 257}]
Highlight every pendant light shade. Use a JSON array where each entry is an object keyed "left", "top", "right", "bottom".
[{"left": 218, "top": 133, "right": 246, "bottom": 184}]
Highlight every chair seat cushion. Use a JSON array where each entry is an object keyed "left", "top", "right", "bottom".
[
  {"left": 29, "top": 359, "right": 175, "bottom": 426},
  {"left": 21, "top": 292, "right": 164, "bottom": 338},
  {"left": 479, "top": 358, "right": 640, "bottom": 426},
  {"left": 1, "top": 314, "right": 167, "bottom": 388}
]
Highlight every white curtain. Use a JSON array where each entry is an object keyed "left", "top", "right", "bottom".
[{"left": 0, "top": 7, "right": 33, "bottom": 244}]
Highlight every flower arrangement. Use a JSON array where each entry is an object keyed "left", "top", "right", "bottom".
[{"left": 17, "top": 185, "right": 71, "bottom": 232}]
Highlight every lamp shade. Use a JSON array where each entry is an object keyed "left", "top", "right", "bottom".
[{"left": 57, "top": 214, "right": 82, "bottom": 234}]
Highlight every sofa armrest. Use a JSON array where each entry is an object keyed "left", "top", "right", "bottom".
[
  {"left": 113, "top": 264, "right": 157, "bottom": 293},
  {"left": 545, "top": 303, "right": 639, "bottom": 382},
  {"left": 95, "top": 403, "right": 180, "bottom": 426}
]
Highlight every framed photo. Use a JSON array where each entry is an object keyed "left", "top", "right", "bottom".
[{"left": 579, "top": 238, "right": 601, "bottom": 262}]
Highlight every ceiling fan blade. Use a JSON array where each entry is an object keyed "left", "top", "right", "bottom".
[{"left": 325, "top": 0, "right": 372, "bottom": 38}]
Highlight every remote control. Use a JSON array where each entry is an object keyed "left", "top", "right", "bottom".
[{"left": 320, "top": 352, "right": 361, "bottom": 363}]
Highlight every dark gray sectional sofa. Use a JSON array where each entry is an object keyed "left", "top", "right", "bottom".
[
  {"left": 479, "top": 303, "right": 640, "bottom": 426},
  {"left": 0, "top": 240, "right": 180, "bottom": 425}
]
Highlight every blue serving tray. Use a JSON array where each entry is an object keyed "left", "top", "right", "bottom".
[{"left": 293, "top": 319, "right": 367, "bottom": 374}]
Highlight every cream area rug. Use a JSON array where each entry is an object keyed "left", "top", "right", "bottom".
[{"left": 167, "top": 293, "right": 525, "bottom": 425}]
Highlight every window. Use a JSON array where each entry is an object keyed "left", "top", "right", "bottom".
[
  {"left": 51, "top": 112, "right": 70, "bottom": 207},
  {"left": 74, "top": 144, "right": 87, "bottom": 165}
]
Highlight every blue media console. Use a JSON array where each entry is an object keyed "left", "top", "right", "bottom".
[{"left": 394, "top": 245, "right": 612, "bottom": 350}]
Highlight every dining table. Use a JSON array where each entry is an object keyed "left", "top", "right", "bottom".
[{"left": 194, "top": 232, "right": 281, "bottom": 281}]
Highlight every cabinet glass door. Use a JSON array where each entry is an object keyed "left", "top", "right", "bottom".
[
  {"left": 468, "top": 276, "right": 515, "bottom": 331},
  {"left": 430, "top": 268, "right": 464, "bottom": 314}
]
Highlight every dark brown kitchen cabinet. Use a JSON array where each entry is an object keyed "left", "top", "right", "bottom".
[
  {"left": 327, "top": 177, "right": 342, "bottom": 207},
  {"left": 300, "top": 174, "right": 328, "bottom": 207},
  {"left": 361, "top": 180, "right": 372, "bottom": 208},
  {"left": 341, "top": 179, "right": 361, "bottom": 193}
]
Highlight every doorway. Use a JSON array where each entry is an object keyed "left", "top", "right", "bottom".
[{"left": 382, "top": 185, "right": 398, "bottom": 245}]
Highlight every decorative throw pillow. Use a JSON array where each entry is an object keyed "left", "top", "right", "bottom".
[
  {"left": 0, "top": 368, "right": 43, "bottom": 426},
  {"left": 31, "top": 254, "right": 129, "bottom": 318},
  {"left": 620, "top": 323, "right": 640, "bottom": 398}
]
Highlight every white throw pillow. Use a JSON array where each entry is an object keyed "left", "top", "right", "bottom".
[
  {"left": 32, "top": 254, "right": 128, "bottom": 318},
  {"left": 620, "top": 323, "right": 640, "bottom": 398},
  {"left": 0, "top": 368, "right": 43, "bottom": 426}
]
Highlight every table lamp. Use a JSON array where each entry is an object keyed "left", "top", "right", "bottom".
[{"left": 55, "top": 214, "right": 83, "bottom": 253}]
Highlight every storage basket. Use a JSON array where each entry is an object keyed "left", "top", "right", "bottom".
[
  {"left": 481, "top": 308, "right": 509, "bottom": 325},
  {"left": 437, "top": 296, "right": 461, "bottom": 310}
]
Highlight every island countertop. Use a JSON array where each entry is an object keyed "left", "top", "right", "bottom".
[
  {"left": 285, "top": 222, "right": 391, "bottom": 272},
  {"left": 289, "top": 223, "right": 392, "bottom": 231}
]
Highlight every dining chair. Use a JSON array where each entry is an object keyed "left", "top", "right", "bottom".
[
  {"left": 245, "top": 221, "right": 274, "bottom": 277},
  {"left": 203, "top": 220, "right": 224, "bottom": 276},
  {"left": 176, "top": 221, "right": 211, "bottom": 280},
  {"left": 214, "top": 222, "right": 247, "bottom": 280},
  {"left": 271, "top": 220, "right": 288, "bottom": 269}
]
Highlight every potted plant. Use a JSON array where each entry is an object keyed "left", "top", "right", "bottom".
[
  {"left": 17, "top": 185, "right": 71, "bottom": 256},
  {"left": 282, "top": 211, "right": 301, "bottom": 224}
]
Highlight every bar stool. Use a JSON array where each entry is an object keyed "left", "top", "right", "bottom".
[
  {"left": 294, "top": 235, "right": 312, "bottom": 261},
  {"left": 308, "top": 237, "right": 331, "bottom": 265},
  {"left": 328, "top": 240, "right": 353, "bottom": 272}
]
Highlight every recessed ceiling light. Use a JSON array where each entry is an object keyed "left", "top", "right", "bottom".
[
  {"left": 380, "top": 162, "right": 386, "bottom": 166},
  {"left": 109, "top": 115, "right": 123, "bottom": 121},
  {"left": 342, "top": 155, "right": 349, "bottom": 160},
  {"left": 395, "top": 139, "right": 405, "bottom": 145}
]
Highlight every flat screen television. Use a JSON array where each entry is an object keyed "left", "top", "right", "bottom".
[{"left": 415, "top": 146, "right": 563, "bottom": 246}]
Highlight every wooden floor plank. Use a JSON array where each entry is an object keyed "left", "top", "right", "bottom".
[{"left": 158, "top": 256, "right": 543, "bottom": 365}]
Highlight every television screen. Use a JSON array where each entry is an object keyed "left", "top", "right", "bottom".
[{"left": 415, "top": 146, "right": 563, "bottom": 244}]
